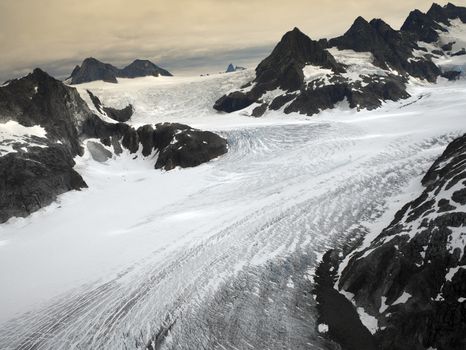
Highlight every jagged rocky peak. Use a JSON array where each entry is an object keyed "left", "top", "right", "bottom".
[
  {"left": 119, "top": 59, "right": 172, "bottom": 78},
  {"left": 68, "top": 57, "right": 172, "bottom": 84},
  {"left": 329, "top": 15, "right": 428, "bottom": 75},
  {"left": 255, "top": 26, "right": 344, "bottom": 87},
  {"left": 402, "top": 2, "right": 466, "bottom": 42},
  {"left": 401, "top": 8, "right": 447, "bottom": 43},
  {"left": 329, "top": 16, "right": 385, "bottom": 52}
]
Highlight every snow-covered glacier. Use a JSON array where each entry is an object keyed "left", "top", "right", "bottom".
[{"left": 0, "top": 71, "right": 465, "bottom": 349}]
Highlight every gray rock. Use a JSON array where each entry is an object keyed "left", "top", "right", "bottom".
[
  {"left": 0, "top": 145, "right": 87, "bottom": 223},
  {"left": 87, "top": 141, "right": 113, "bottom": 162}
]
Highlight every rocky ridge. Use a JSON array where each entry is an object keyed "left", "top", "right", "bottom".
[{"left": 214, "top": 3, "right": 466, "bottom": 117}]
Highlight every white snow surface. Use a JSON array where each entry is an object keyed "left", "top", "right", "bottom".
[
  {"left": 0, "top": 121, "right": 47, "bottom": 155},
  {"left": 302, "top": 65, "right": 333, "bottom": 83},
  {"left": 0, "top": 71, "right": 466, "bottom": 348}
]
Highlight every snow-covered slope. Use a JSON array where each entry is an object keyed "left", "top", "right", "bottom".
[{"left": 0, "top": 67, "right": 465, "bottom": 348}]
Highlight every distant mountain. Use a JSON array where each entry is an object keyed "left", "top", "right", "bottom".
[
  {"left": 226, "top": 63, "right": 246, "bottom": 73},
  {"left": 68, "top": 58, "right": 172, "bottom": 84},
  {"left": 119, "top": 59, "right": 172, "bottom": 79},
  {"left": 68, "top": 58, "right": 120, "bottom": 84},
  {"left": 214, "top": 2, "right": 466, "bottom": 117}
]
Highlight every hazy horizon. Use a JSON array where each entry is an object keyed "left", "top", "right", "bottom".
[{"left": 1, "top": 0, "right": 465, "bottom": 81}]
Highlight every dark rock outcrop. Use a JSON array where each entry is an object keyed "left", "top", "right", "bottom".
[
  {"left": 153, "top": 123, "right": 228, "bottom": 170},
  {"left": 82, "top": 117, "right": 228, "bottom": 171},
  {"left": 318, "top": 133, "right": 466, "bottom": 350},
  {"left": 0, "top": 68, "right": 95, "bottom": 156},
  {"left": 69, "top": 58, "right": 172, "bottom": 84},
  {"left": 0, "top": 144, "right": 87, "bottom": 223}
]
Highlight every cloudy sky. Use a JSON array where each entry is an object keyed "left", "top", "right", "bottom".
[{"left": 1, "top": 0, "right": 464, "bottom": 81}]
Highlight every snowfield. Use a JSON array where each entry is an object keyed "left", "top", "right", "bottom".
[{"left": 0, "top": 71, "right": 465, "bottom": 349}]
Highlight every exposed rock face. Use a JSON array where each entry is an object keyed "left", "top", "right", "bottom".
[
  {"left": 153, "top": 123, "right": 228, "bottom": 170},
  {"left": 328, "top": 16, "right": 441, "bottom": 81},
  {"left": 214, "top": 3, "right": 466, "bottom": 117},
  {"left": 402, "top": 3, "right": 466, "bottom": 43},
  {"left": 318, "top": 133, "right": 466, "bottom": 350},
  {"left": 0, "top": 68, "right": 94, "bottom": 156},
  {"left": 0, "top": 144, "right": 87, "bottom": 223},
  {"left": 69, "top": 58, "right": 172, "bottom": 84},
  {"left": 0, "top": 69, "right": 227, "bottom": 223},
  {"left": 82, "top": 118, "right": 228, "bottom": 171}
]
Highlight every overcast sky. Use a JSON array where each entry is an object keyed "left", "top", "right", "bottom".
[{"left": 1, "top": 0, "right": 464, "bottom": 81}]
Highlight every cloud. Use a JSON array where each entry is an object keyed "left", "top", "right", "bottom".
[{"left": 0, "top": 0, "right": 463, "bottom": 81}]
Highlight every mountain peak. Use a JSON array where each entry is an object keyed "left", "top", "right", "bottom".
[
  {"left": 329, "top": 15, "right": 383, "bottom": 52},
  {"left": 401, "top": 7, "right": 447, "bottom": 42},
  {"left": 120, "top": 59, "right": 172, "bottom": 78}
]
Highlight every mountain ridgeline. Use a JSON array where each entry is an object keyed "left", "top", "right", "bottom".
[
  {"left": 68, "top": 58, "right": 172, "bottom": 84},
  {"left": 214, "top": 2, "right": 466, "bottom": 117}
]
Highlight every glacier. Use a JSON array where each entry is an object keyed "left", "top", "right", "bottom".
[{"left": 0, "top": 71, "right": 465, "bottom": 349}]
